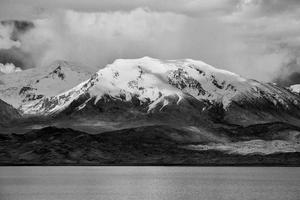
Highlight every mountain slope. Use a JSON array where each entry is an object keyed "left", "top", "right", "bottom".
[
  {"left": 0, "top": 60, "right": 93, "bottom": 108},
  {"left": 1, "top": 125, "right": 299, "bottom": 165},
  {"left": 18, "top": 57, "right": 300, "bottom": 126},
  {"left": 0, "top": 99, "right": 20, "bottom": 126}
]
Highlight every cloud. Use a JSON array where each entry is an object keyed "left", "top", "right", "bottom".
[
  {"left": 222, "top": 0, "right": 300, "bottom": 82},
  {"left": 0, "top": 62, "right": 22, "bottom": 74},
  {"left": 0, "top": 22, "right": 21, "bottom": 49},
  {"left": 11, "top": 8, "right": 257, "bottom": 76},
  {"left": 235, "top": 0, "right": 300, "bottom": 17},
  {"left": 274, "top": 58, "right": 300, "bottom": 86},
  {"left": 0, "top": 21, "right": 35, "bottom": 69},
  {"left": 0, "top": 0, "right": 239, "bottom": 19},
  {"left": 0, "top": 0, "right": 299, "bottom": 84},
  {"left": 0, "top": 48, "right": 34, "bottom": 70},
  {"left": 16, "top": 8, "right": 187, "bottom": 69}
]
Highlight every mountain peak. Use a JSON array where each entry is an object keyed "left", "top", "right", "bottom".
[
  {"left": 19, "top": 57, "right": 253, "bottom": 115},
  {"left": 107, "top": 57, "right": 244, "bottom": 81},
  {"left": 0, "top": 60, "right": 93, "bottom": 108},
  {"left": 45, "top": 60, "right": 95, "bottom": 74},
  {"left": 2, "top": 57, "right": 300, "bottom": 127}
]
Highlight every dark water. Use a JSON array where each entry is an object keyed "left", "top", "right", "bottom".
[{"left": 0, "top": 167, "right": 299, "bottom": 200}]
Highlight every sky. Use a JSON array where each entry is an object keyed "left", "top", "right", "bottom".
[{"left": 0, "top": 0, "right": 299, "bottom": 85}]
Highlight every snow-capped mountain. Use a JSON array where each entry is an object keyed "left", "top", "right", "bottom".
[
  {"left": 1, "top": 57, "right": 300, "bottom": 163},
  {"left": 0, "top": 60, "right": 93, "bottom": 108},
  {"left": 18, "top": 57, "right": 300, "bottom": 126},
  {"left": 18, "top": 57, "right": 247, "bottom": 114}
]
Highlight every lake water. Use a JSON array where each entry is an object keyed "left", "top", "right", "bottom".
[{"left": 0, "top": 167, "right": 299, "bottom": 200}]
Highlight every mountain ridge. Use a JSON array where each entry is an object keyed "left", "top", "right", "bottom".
[
  {"left": 11, "top": 57, "right": 300, "bottom": 127},
  {"left": 0, "top": 60, "right": 93, "bottom": 108},
  {"left": 1, "top": 57, "right": 300, "bottom": 166}
]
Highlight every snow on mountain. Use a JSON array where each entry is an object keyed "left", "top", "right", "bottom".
[
  {"left": 18, "top": 57, "right": 244, "bottom": 115},
  {"left": 18, "top": 57, "right": 300, "bottom": 117},
  {"left": 290, "top": 84, "right": 300, "bottom": 94},
  {"left": 0, "top": 60, "right": 93, "bottom": 108}
]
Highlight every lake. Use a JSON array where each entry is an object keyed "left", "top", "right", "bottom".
[{"left": 0, "top": 167, "right": 299, "bottom": 200}]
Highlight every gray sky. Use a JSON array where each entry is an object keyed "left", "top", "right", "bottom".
[{"left": 0, "top": 0, "right": 299, "bottom": 84}]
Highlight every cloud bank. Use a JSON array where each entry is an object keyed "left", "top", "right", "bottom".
[
  {"left": 18, "top": 9, "right": 187, "bottom": 69},
  {"left": 0, "top": 63, "right": 22, "bottom": 74},
  {"left": 0, "top": 22, "right": 21, "bottom": 49},
  {"left": 0, "top": 0, "right": 299, "bottom": 84}
]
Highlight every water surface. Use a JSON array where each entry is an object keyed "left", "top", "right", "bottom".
[{"left": 0, "top": 167, "right": 299, "bottom": 200}]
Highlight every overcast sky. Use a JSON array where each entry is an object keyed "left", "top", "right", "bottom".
[{"left": 0, "top": 0, "right": 299, "bottom": 84}]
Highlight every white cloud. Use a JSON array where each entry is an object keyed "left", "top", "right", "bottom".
[
  {"left": 222, "top": 1, "right": 300, "bottom": 81},
  {"left": 0, "top": 63, "right": 22, "bottom": 74},
  {"left": 0, "top": 0, "right": 300, "bottom": 83},
  {"left": 18, "top": 8, "right": 187, "bottom": 68}
]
